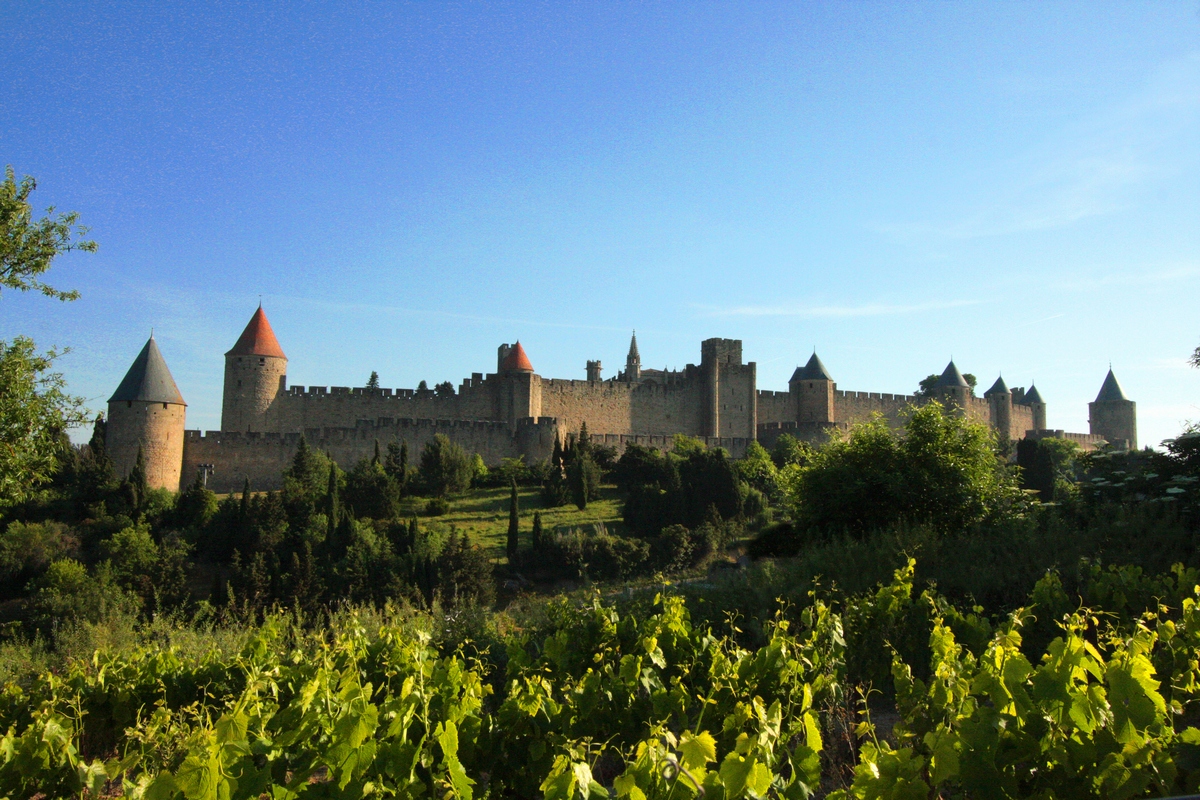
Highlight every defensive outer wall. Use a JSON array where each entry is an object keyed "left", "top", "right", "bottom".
[{"left": 108, "top": 307, "right": 1136, "bottom": 493}]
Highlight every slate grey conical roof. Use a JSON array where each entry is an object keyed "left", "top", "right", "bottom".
[
  {"left": 791, "top": 351, "right": 833, "bottom": 383},
  {"left": 1022, "top": 384, "right": 1045, "bottom": 405},
  {"left": 109, "top": 337, "right": 186, "bottom": 405},
  {"left": 1094, "top": 368, "right": 1129, "bottom": 403},
  {"left": 935, "top": 360, "right": 969, "bottom": 388},
  {"left": 984, "top": 375, "right": 1010, "bottom": 397},
  {"left": 627, "top": 331, "right": 640, "bottom": 363}
]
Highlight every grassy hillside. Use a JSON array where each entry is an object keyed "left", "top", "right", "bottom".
[{"left": 396, "top": 484, "right": 626, "bottom": 562}]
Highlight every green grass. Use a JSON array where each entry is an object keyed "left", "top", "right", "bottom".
[{"left": 396, "top": 484, "right": 626, "bottom": 561}]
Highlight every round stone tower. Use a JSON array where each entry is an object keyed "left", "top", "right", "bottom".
[
  {"left": 1089, "top": 368, "right": 1137, "bottom": 450},
  {"left": 790, "top": 351, "right": 835, "bottom": 424},
  {"left": 933, "top": 360, "right": 971, "bottom": 413},
  {"left": 1022, "top": 383, "right": 1048, "bottom": 431},
  {"left": 984, "top": 375, "right": 1012, "bottom": 440},
  {"left": 222, "top": 305, "right": 288, "bottom": 432},
  {"left": 106, "top": 336, "right": 187, "bottom": 490}
]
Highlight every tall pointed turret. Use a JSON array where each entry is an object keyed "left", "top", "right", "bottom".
[
  {"left": 984, "top": 375, "right": 1013, "bottom": 439},
  {"left": 106, "top": 336, "right": 187, "bottom": 490},
  {"left": 222, "top": 305, "right": 288, "bottom": 432},
  {"left": 625, "top": 331, "right": 641, "bottom": 383},
  {"left": 790, "top": 350, "right": 835, "bottom": 424},
  {"left": 1089, "top": 368, "right": 1136, "bottom": 449},
  {"left": 933, "top": 360, "right": 970, "bottom": 413}
]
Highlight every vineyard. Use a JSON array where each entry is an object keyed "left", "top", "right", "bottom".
[{"left": 5, "top": 556, "right": 1200, "bottom": 799}]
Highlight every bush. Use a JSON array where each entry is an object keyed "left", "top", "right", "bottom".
[
  {"left": 27, "top": 559, "right": 139, "bottom": 632},
  {"left": 0, "top": 520, "right": 79, "bottom": 599},
  {"left": 782, "top": 401, "right": 1025, "bottom": 537},
  {"left": 419, "top": 435, "right": 474, "bottom": 496},
  {"left": 424, "top": 497, "right": 450, "bottom": 516},
  {"left": 538, "top": 524, "right": 650, "bottom": 582},
  {"left": 746, "top": 520, "right": 804, "bottom": 559}
]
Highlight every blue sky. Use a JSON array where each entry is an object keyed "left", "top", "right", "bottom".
[{"left": 3, "top": 2, "right": 1198, "bottom": 448}]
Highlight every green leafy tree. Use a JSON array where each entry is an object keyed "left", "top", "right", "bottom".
[
  {"left": 771, "top": 433, "right": 815, "bottom": 469},
  {"left": 1191, "top": 342, "right": 1200, "bottom": 368},
  {"left": 0, "top": 337, "right": 87, "bottom": 508},
  {"left": 419, "top": 434, "right": 473, "bottom": 496},
  {"left": 738, "top": 440, "right": 779, "bottom": 497},
  {"left": 174, "top": 472, "right": 218, "bottom": 530},
  {"left": 0, "top": 520, "right": 79, "bottom": 599},
  {"left": 435, "top": 380, "right": 455, "bottom": 397},
  {"left": 507, "top": 479, "right": 520, "bottom": 561},
  {"left": 366, "top": 371, "right": 380, "bottom": 389},
  {"left": 437, "top": 531, "right": 495, "bottom": 608},
  {"left": 345, "top": 455, "right": 399, "bottom": 520},
  {"left": 27, "top": 559, "right": 137, "bottom": 630},
  {"left": 1, "top": 166, "right": 96, "bottom": 301},
  {"left": 783, "top": 401, "right": 1024, "bottom": 536}
]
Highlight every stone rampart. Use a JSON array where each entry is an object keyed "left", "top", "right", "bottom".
[
  {"left": 835, "top": 389, "right": 918, "bottom": 427},
  {"left": 755, "top": 390, "right": 794, "bottom": 426},
  {"left": 183, "top": 416, "right": 559, "bottom": 493}
]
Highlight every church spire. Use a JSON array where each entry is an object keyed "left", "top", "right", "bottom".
[{"left": 625, "top": 331, "right": 641, "bottom": 382}]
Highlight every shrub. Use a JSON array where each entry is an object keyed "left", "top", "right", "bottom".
[
  {"left": 419, "top": 434, "right": 473, "bottom": 496},
  {"left": 0, "top": 520, "right": 79, "bottom": 599},
  {"left": 424, "top": 497, "right": 450, "bottom": 517}
]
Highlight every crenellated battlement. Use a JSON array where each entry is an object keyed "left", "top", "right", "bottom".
[
  {"left": 169, "top": 304, "right": 1133, "bottom": 491},
  {"left": 835, "top": 390, "right": 917, "bottom": 403}
]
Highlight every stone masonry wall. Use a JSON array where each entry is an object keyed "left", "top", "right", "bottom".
[
  {"left": 755, "top": 390, "right": 794, "bottom": 426},
  {"left": 184, "top": 417, "right": 559, "bottom": 494}
]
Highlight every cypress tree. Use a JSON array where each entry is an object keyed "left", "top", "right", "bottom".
[
  {"left": 367, "top": 370, "right": 380, "bottom": 389},
  {"left": 551, "top": 433, "right": 563, "bottom": 470},
  {"left": 326, "top": 465, "right": 340, "bottom": 543},
  {"left": 506, "top": 479, "right": 520, "bottom": 562},
  {"left": 128, "top": 445, "right": 149, "bottom": 511},
  {"left": 531, "top": 511, "right": 543, "bottom": 550},
  {"left": 373, "top": 439, "right": 381, "bottom": 466}
]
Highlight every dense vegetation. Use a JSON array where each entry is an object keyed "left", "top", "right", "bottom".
[{"left": 7, "top": 165, "right": 1200, "bottom": 797}]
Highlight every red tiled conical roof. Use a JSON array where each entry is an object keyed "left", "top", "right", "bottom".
[
  {"left": 501, "top": 341, "right": 533, "bottom": 373},
  {"left": 226, "top": 306, "right": 287, "bottom": 359}
]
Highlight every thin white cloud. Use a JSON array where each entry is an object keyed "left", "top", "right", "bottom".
[
  {"left": 700, "top": 298, "right": 982, "bottom": 318},
  {"left": 880, "top": 52, "right": 1200, "bottom": 241},
  {"left": 1049, "top": 264, "right": 1200, "bottom": 292}
]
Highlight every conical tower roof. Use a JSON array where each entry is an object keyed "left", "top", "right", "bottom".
[
  {"left": 501, "top": 341, "right": 534, "bottom": 373},
  {"left": 984, "top": 375, "right": 1009, "bottom": 397},
  {"left": 1094, "top": 368, "right": 1129, "bottom": 403},
  {"left": 1023, "top": 384, "right": 1045, "bottom": 405},
  {"left": 791, "top": 351, "right": 833, "bottom": 383},
  {"left": 226, "top": 306, "right": 287, "bottom": 359},
  {"left": 627, "top": 331, "right": 641, "bottom": 362},
  {"left": 935, "top": 360, "right": 969, "bottom": 388},
  {"left": 109, "top": 336, "right": 186, "bottom": 405}
]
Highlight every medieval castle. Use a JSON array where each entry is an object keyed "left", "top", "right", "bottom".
[{"left": 104, "top": 306, "right": 1139, "bottom": 494}]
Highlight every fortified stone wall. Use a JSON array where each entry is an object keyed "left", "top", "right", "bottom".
[
  {"left": 184, "top": 416, "right": 560, "bottom": 493},
  {"left": 1011, "top": 403, "right": 1036, "bottom": 439},
  {"left": 835, "top": 389, "right": 917, "bottom": 427},
  {"left": 1025, "top": 429, "right": 1110, "bottom": 450},
  {"left": 755, "top": 390, "right": 794, "bottom": 426},
  {"left": 538, "top": 376, "right": 712, "bottom": 439},
  {"left": 107, "top": 400, "right": 187, "bottom": 490},
  {"left": 269, "top": 377, "right": 502, "bottom": 432}
]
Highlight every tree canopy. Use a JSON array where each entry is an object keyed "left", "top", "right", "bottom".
[
  {"left": 1, "top": 166, "right": 95, "bottom": 301},
  {"left": 0, "top": 338, "right": 86, "bottom": 508},
  {"left": 781, "top": 401, "right": 1024, "bottom": 536}
]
